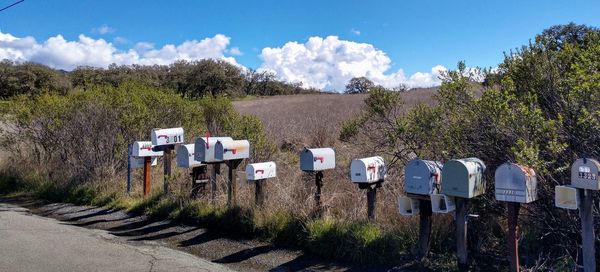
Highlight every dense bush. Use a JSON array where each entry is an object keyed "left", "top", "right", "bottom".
[{"left": 341, "top": 23, "right": 600, "bottom": 269}]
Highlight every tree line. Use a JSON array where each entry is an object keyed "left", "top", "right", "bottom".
[{"left": 0, "top": 59, "right": 320, "bottom": 99}]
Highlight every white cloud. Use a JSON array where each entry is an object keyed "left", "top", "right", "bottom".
[
  {"left": 0, "top": 31, "right": 240, "bottom": 70},
  {"left": 228, "top": 47, "right": 243, "bottom": 56},
  {"left": 113, "top": 36, "right": 128, "bottom": 44},
  {"left": 350, "top": 28, "right": 361, "bottom": 36},
  {"left": 95, "top": 24, "right": 115, "bottom": 35},
  {"left": 259, "top": 35, "right": 445, "bottom": 91}
]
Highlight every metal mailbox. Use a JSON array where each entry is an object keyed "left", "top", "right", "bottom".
[
  {"left": 132, "top": 141, "right": 163, "bottom": 157},
  {"left": 350, "top": 156, "right": 386, "bottom": 183},
  {"left": 404, "top": 159, "right": 442, "bottom": 195},
  {"left": 430, "top": 193, "right": 456, "bottom": 213},
  {"left": 215, "top": 140, "right": 250, "bottom": 161},
  {"left": 130, "top": 156, "right": 157, "bottom": 169},
  {"left": 495, "top": 162, "right": 538, "bottom": 203},
  {"left": 441, "top": 157, "right": 486, "bottom": 198},
  {"left": 300, "top": 148, "right": 335, "bottom": 172},
  {"left": 246, "top": 162, "right": 277, "bottom": 181},
  {"left": 555, "top": 185, "right": 579, "bottom": 210},
  {"left": 151, "top": 127, "right": 185, "bottom": 146},
  {"left": 194, "top": 137, "right": 233, "bottom": 163},
  {"left": 398, "top": 196, "right": 420, "bottom": 216},
  {"left": 570, "top": 158, "right": 600, "bottom": 190},
  {"left": 176, "top": 144, "right": 204, "bottom": 168}
]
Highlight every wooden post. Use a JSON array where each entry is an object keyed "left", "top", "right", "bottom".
[
  {"left": 507, "top": 202, "right": 521, "bottom": 272},
  {"left": 315, "top": 171, "right": 324, "bottom": 216},
  {"left": 255, "top": 179, "right": 266, "bottom": 207},
  {"left": 367, "top": 186, "right": 377, "bottom": 221},
  {"left": 163, "top": 146, "right": 173, "bottom": 195},
  {"left": 579, "top": 189, "right": 596, "bottom": 272},
  {"left": 455, "top": 197, "right": 469, "bottom": 271},
  {"left": 211, "top": 163, "right": 220, "bottom": 202},
  {"left": 143, "top": 157, "right": 152, "bottom": 197},
  {"left": 127, "top": 144, "right": 132, "bottom": 194},
  {"left": 226, "top": 159, "right": 242, "bottom": 207},
  {"left": 416, "top": 199, "right": 432, "bottom": 260},
  {"left": 190, "top": 166, "right": 207, "bottom": 198}
]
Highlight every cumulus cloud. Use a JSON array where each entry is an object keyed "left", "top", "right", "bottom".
[
  {"left": 259, "top": 36, "right": 446, "bottom": 91},
  {"left": 228, "top": 47, "right": 243, "bottom": 56},
  {"left": 0, "top": 32, "right": 240, "bottom": 70},
  {"left": 95, "top": 24, "right": 115, "bottom": 35},
  {"left": 350, "top": 28, "right": 361, "bottom": 36}
]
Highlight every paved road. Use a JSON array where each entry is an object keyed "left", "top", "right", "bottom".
[{"left": 0, "top": 203, "right": 233, "bottom": 272}]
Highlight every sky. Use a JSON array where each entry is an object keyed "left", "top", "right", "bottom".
[{"left": 0, "top": 0, "right": 598, "bottom": 91}]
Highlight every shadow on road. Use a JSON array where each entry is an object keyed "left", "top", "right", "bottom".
[{"left": 214, "top": 245, "right": 277, "bottom": 264}]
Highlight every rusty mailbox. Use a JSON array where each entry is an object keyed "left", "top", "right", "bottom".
[
  {"left": 495, "top": 162, "right": 538, "bottom": 203},
  {"left": 441, "top": 158, "right": 486, "bottom": 198},
  {"left": 215, "top": 140, "right": 250, "bottom": 161},
  {"left": 404, "top": 159, "right": 442, "bottom": 195}
]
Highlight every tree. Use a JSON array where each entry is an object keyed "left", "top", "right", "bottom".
[{"left": 344, "top": 77, "right": 374, "bottom": 94}]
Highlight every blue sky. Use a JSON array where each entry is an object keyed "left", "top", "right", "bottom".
[{"left": 0, "top": 0, "right": 598, "bottom": 90}]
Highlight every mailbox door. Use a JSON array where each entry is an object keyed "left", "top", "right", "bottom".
[
  {"left": 404, "top": 160, "right": 439, "bottom": 195},
  {"left": 176, "top": 144, "right": 203, "bottom": 168},
  {"left": 441, "top": 160, "right": 470, "bottom": 198},
  {"left": 571, "top": 158, "right": 600, "bottom": 190}
]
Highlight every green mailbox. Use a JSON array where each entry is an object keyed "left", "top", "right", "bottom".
[{"left": 441, "top": 158, "right": 486, "bottom": 198}]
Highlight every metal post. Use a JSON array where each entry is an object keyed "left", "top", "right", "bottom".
[
  {"left": 579, "top": 189, "right": 596, "bottom": 272},
  {"left": 367, "top": 186, "right": 377, "bottom": 221},
  {"left": 456, "top": 197, "right": 469, "bottom": 272},
  {"left": 416, "top": 199, "right": 432, "bottom": 260},
  {"left": 143, "top": 157, "right": 152, "bottom": 197},
  {"left": 127, "top": 144, "right": 132, "bottom": 194},
  {"left": 163, "top": 146, "right": 173, "bottom": 195},
  {"left": 507, "top": 202, "right": 521, "bottom": 272},
  {"left": 315, "top": 171, "right": 324, "bottom": 216},
  {"left": 255, "top": 179, "right": 265, "bottom": 207}
]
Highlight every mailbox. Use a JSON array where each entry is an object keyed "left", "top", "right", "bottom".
[
  {"left": 430, "top": 193, "right": 456, "bottom": 213},
  {"left": 555, "top": 185, "right": 580, "bottom": 210},
  {"left": 246, "top": 162, "right": 277, "bottom": 181},
  {"left": 494, "top": 162, "right": 538, "bottom": 203},
  {"left": 151, "top": 127, "right": 185, "bottom": 146},
  {"left": 132, "top": 141, "right": 163, "bottom": 157},
  {"left": 404, "top": 159, "right": 442, "bottom": 195},
  {"left": 194, "top": 137, "right": 233, "bottom": 163},
  {"left": 215, "top": 140, "right": 250, "bottom": 161},
  {"left": 130, "top": 156, "right": 157, "bottom": 169},
  {"left": 350, "top": 156, "right": 386, "bottom": 183},
  {"left": 570, "top": 158, "right": 600, "bottom": 190},
  {"left": 398, "top": 196, "right": 420, "bottom": 216},
  {"left": 176, "top": 144, "right": 204, "bottom": 168},
  {"left": 441, "top": 158, "right": 486, "bottom": 198},
  {"left": 300, "top": 148, "right": 336, "bottom": 171}
]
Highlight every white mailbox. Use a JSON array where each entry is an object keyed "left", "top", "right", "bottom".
[
  {"left": 194, "top": 137, "right": 233, "bottom": 162},
  {"left": 151, "top": 127, "right": 184, "bottom": 146},
  {"left": 350, "top": 156, "right": 386, "bottom": 183},
  {"left": 176, "top": 144, "right": 204, "bottom": 168},
  {"left": 300, "top": 148, "right": 335, "bottom": 172},
  {"left": 430, "top": 194, "right": 456, "bottom": 213},
  {"left": 215, "top": 140, "right": 250, "bottom": 161},
  {"left": 495, "top": 162, "right": 538, "bottom": 203},
  {"left": 570, "top": 158, "right": 600, "bottom": 190},
  {"left": 555, "top": 185, "right": 580, "bottom": 210},
  {"left": 398, "top": 196, "right": 420, "bottom": 216},
  {"left": 441, "top": 157, "right": 486, "bottom": 198},
  {"left": 246, "top": 162, "right": 277, "bottom": 181},
  {"left": 130, "top": 156, "right": 157, "bottom": 169},
  {"left": 404, "top": 159, "right": 442, "bottom": 195},
  {"left": 132, "top": 141, "right": 163, "bottom": 157}
]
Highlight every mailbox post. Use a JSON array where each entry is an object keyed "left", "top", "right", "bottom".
[
  {"left": 215, "top": 139, "right": 250, "bottom": 207},
  {"left": 400, "top": 159, "right": 443, "bottom": 260},
  {"left": 555, "top": 158, "right": 600, "bottom": 272},
  {"left": 495, "top": 162, "right": 539, "bottom": 272},
  {"left": 195, "top": 136, "right": 233, "bottom": 202},
  {"left": 350, "top": 156, "right": 386, "bottom": 221},
  {"left": 441, "top": 157, "right": 486, "bottom": 271},
  {"left": 176, "top": 144, "right": 208, "bottom": 198},
  {"left": 300, "top": 148, "right": 336, "bottom": 217},
  {"left": 151, "top": 128, "right": 185, "bottom": 195},
  {"left": 132, "top": 141, "right": 163, "bottom": 197},
  {"left": 246, "top": 162, "right": 277, "bottom": 207}
]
